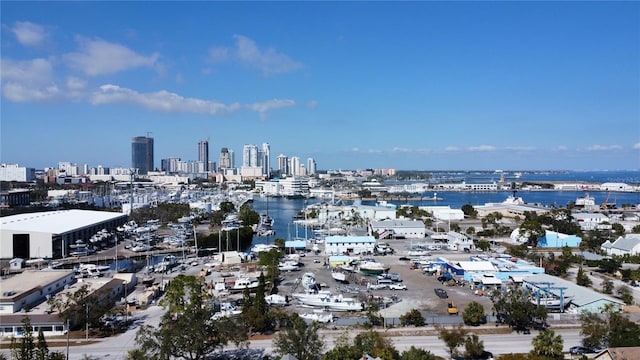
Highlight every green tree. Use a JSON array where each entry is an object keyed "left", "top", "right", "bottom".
[
  {"left": 131, "top": 275, "right": 246, "bottom": 360},
  {"left": 34, "top": 328, "right": 48, "bottom": 360},
  {"left": 238, "top": 202, "right": 260, "bottom": 226},
  {"left": 464, "top": 334, "right": 485, "bottom": 360},
  {"left": 602, "top": 280, "right": 614, "bottom": 294},
  {"left": 400, "top": 346, "right": 438, "bottom": 360},
  {"left": 462, "top": 301, "right": 486, "bottom": 326},
  {"left": 580, "top": 311, "right": 609, "bottom": 348},
  {"left": 352, "top": 330, "right": 400, "bottom": 360},
  {"left": 530, "top": 329, "right": 563, "bottom": 360},
  {"left": 491, "top": 287, "right": 547, "bottom": 332},
  {"left": 10, "top": 317, "right": 35, "bottom": 360},
  {"left": 576, "top": 266, "right": 592, "bottom": 287},
  {"left": 436, "top": 324, "right": 467, "bottom": 359},
  {"left": 241, "top": 272, "right": 271, "bottom": 334},
  {"left": 273, "top": 316, "right": 324, "bottom": 360},
  {"left": 475, "top": 240, "right": 490, "bottom": 252},
  {"left": 616, "top": 285, "right": 634, "bottom": 305},
  {"left": 518, "top": 220, "right": 545, "bottom": 247},
  {"left": 461, "top": 203, "right": 477, "bottom": 218},
  {"left": 399, "top": 309, "right": 425, "bottom": 327}
]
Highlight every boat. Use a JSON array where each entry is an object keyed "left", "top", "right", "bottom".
[
  {"left": 251, "top": 244, "right": 278, "bottom": 254},
  {"left": 331, "top": 271, "right": 347, "bottom": 283},
  {"left": 301, "top": 272, "right": 317, "bottom": 291},
  {"left": 265, "top": 294, "right": 288, "bottom": 306},
  {"left": 154, "top": 255, "right": 178, "bottom": 273},
  {"left": 278, "top": 261, "right": 300, "bottom": 272},
  {"left": 299, "top": 310, "right": 334, "bottom": 323},
  {"left": 211, "top": 302, "right": 242, "bottom": 320},
  {"left": 531, "top": 296, "right": 574, "bottom": 307},
  {"left": 229, "top": 277, "right": 259, "bottom": 292},
  {"left": 358, "top": 259, "right": 389, "bottom": 276},
  {"left": 293, "top": 292, "right": 364, "bottom": 312}
]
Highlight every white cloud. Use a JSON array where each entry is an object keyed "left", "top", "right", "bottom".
[
  {"left": 351, "top": 147, "right": 361, "bottom": 152},
  {"left": 90, "top": 84, "right": 294, "bottom": 118},
  {"left": 11, "top": 21, "right": 47, "bottom": 48},
  {"left": 208, "top": 35, "right": 302, "bottom": 76},
  {"left": 586, "top": 144, "right": 622, "bottom": 151},
  {"left": 64, "top": 38, "right": 160, "bottom": 76},
  {"left": 392, "top": 147, "right": 412, "bottom": 153},
  {"left": 555, "top": 145, "right": 568, "bottom": 151},
  {"left": 0, "top": 58, "right": 58, "bottom": 102},
  {"left": 467, "top": 145, "right": 496, "bottom": 152},
  {"left": 91, "top": 84, "right": 241, "bottom": 115},
  {"left": 505, "top": 146, "right": 536, "bottom": 151},
  {"left": 307, "top": 100, "right": 318, "bottom": 109},
  {"left": 444, "top": 146, "right": 461, "bottom": 152},
  {"left": 66, "top": 77, "right": 86, "bottom": 90},
  {"left": 634, "top": 143, "right": 640, "bottom": 150},
  {"left": 248, "top": 99, "right": 296, "bottom": 119}
]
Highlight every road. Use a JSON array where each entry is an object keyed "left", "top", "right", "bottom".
[{"left": 31, "top": 308, "right": 583, "bottom": 360}]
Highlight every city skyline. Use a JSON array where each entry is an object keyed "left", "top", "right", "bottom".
[{"left": 1, "top": 2, "right": 639, "bottom": 171}]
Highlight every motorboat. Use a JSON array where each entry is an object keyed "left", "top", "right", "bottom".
[
  {"left": 331, "top": 272, "right": 347, "bottom": 283},
  {"left": 358, "top": 259, "right": 389, "bottom": 276},
  {"left": 211, "top": 302, "right": 241, "bottom": 320},
  {"left": 293, "top": 292, "right": 364, "bottom": 312},
  {"left": 265, "top": 294, "right": 288, "bottom": 306},
  {"left": 278, "top": 261, "right": 300, "bottom": 272},
  {"left": 299, "top": 310, "right": 333, "bottom": 323},
  {"left": 301, "top": 272, "right": 317, "bottom": 291},
  {"left": 229, "top": 277, "right": 259, "bottom": 292}
]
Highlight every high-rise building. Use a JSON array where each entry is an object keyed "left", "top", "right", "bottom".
[
  {"left": 161, "top": 157, "right": 181, "bottom": 173},
  {"left": 131, "top": 136, "right": 154, "bottom": 174},
  {"left": 290, "top": 156, "right": 301, "bottom": 176},
  {"left": 262, "top": 143, "right": 271, "bottom": 178},
  {"left": 198, "top": 140, "right": 209, "bottom": 172},
  {"left": 219, "top": 148, "right": 231, "bottom": 170},
  {"left": 243, "top": 144, "right": 258, "bottom": 167},
  {"left": 228, "top": 149, "right": 235, "bottom": 168},
  {"left": 277, "top": 154, "right": 288, "bottom": 176},
  {"left": 307, "top": 157, "right": 317, "bottom": 175}
]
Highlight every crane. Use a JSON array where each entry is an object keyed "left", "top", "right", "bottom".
[{"left": 600, "top": 192, "right": 615, "bottom": 210}]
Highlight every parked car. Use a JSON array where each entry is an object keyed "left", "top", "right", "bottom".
[
  {"left": 434, "top": 288, "right": 448, "bottom": 298},
  {"left": 389, "top": 283, "right": 407, "bottom": 291},
  {"left": 569, "top": 346, "right": 596, "bottom": 355}
]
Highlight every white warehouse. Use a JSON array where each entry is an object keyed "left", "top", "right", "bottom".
[{"left": 324, "top": 235, "right": 376, "bottom": 256}]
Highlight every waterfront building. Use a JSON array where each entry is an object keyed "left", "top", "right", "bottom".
[
  {"left": 0, "top": 210, "right": 128, "bottom": 259},
  {"left": 537, "top": 231, "right": 582, "bottom": 248},
  {"left": 290, "top": 156, "right": 301, "bottom": 176},
  {"left": 369, "top": 219, "right": 426, "bottom": 239},
  {"left": 573, "top": 212, "right": 610, "bottom": 231},
  {"left": 0, "top": 164, "right": 35, "bottom": 182},
  {"left": 325, "top": 235, "right": 376, "bottom": 256},
  {"left": 262, "top": 143, "right": 271, "bottom": 177},
  {"left": 198, "top": 139, "right": 209, "bottom": 171},
  {"left": 131, "top": 136, "right": 154, "bottom": 174},
  {"left": 419, "top": 206, "right": 465, "bottom": 221},
  {"left": 278, "top": 176, "right": 309, "bottom": 197}
]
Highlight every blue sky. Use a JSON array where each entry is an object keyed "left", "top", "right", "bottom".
[{"left": 1, "top": 1, "right": 639, "bottom": 171}]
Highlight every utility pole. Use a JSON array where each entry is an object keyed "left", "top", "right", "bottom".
[{"left": 85, "top": 303, "right": 88, "bottom": 341}]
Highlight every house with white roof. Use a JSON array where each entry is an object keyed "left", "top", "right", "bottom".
[
  {"left": 573, "top": 212, "right": 610, "bottom": 231},
  {"left": 369, "top": 219, "right": 426, "bottom": 239},
  {"left": 324, "top": 235, "right": 376, "bottom": 256},
  {"left": 601, "top": 234, "right": 640, "bottom": 256}
]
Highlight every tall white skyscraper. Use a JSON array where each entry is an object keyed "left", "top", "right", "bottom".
[
  {"left": 290, "top": 156, "right": 301, "bottom": 176},
  {"left": 307, "top": 157, "right": 316, "bottom": 175},
  {"left": 262, "top": 143, "right": 271, "bottom": 177},
  {"left": 277, "top": 154, "right": 288, "bottom": 176},
  {"left": 242, "top": 144, "right": 258, "bottom": 167}
]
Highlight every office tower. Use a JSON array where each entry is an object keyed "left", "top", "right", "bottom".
[
  {"left": 243, "top": 144, "right": 258, "bottom": 167},
  {"left": 277, "top": 154, "right": 288, "bottom": 176},
  {"left": 131, "top": 136, "right": 154, "bottom": 174},
  {"left": 219, "top": 148, "right": 231, "bottom": 170},
  {"left": 198, "top": 139, "right": 209, "bottom": 171},
  {"left": 262, "top": 143, "right": 271, "bottom": 177},
  {"left": 290, "top": 156, "right": 301, "bottom": 176},
  {"left": 307, "top": 157, "right": 317, "bottom": 175},
  {"left": 228, "top": 149, "right": 235, "bottom": 168}
]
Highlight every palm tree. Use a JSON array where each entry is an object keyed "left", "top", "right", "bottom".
[
  {"left": 531, "top": 329, "right": 563, "bottom": 360},
  {"left": 464, "top": 334, "right": 485, "bottom": 359}
]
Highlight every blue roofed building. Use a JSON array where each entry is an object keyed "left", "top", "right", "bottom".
[{"left": 537, "top": 231, "right": 582, "bottom": 248}]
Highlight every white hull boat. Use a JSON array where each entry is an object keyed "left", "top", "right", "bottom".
[{"left": 331, "top": 272, "right": 347, "bottom": 283}]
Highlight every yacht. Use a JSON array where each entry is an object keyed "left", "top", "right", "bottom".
[
  {"left": 301, "top": 272, "right": 317, "bottom": 291},
  {"left": 265, "top": 294, "right": 288, "bottom": 306},
  {"left": 293, "top": 292, "right": 364, "bottom": 312},
  {"left": 229, "top": 277, "right": 259, "bottom": 292},
  {"left": 358, "top": 259, "right": 389, "bottom": 276}
]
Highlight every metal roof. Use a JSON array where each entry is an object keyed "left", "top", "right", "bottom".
[
  {"left": 523, "top": 273, "right": 624, "bottom": 307},
  {"left": 1, "top": 210, "right": 127, "bottom": 234},
  {"left": 609, "top": 234, "right": 640, "bottom": 252}
]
